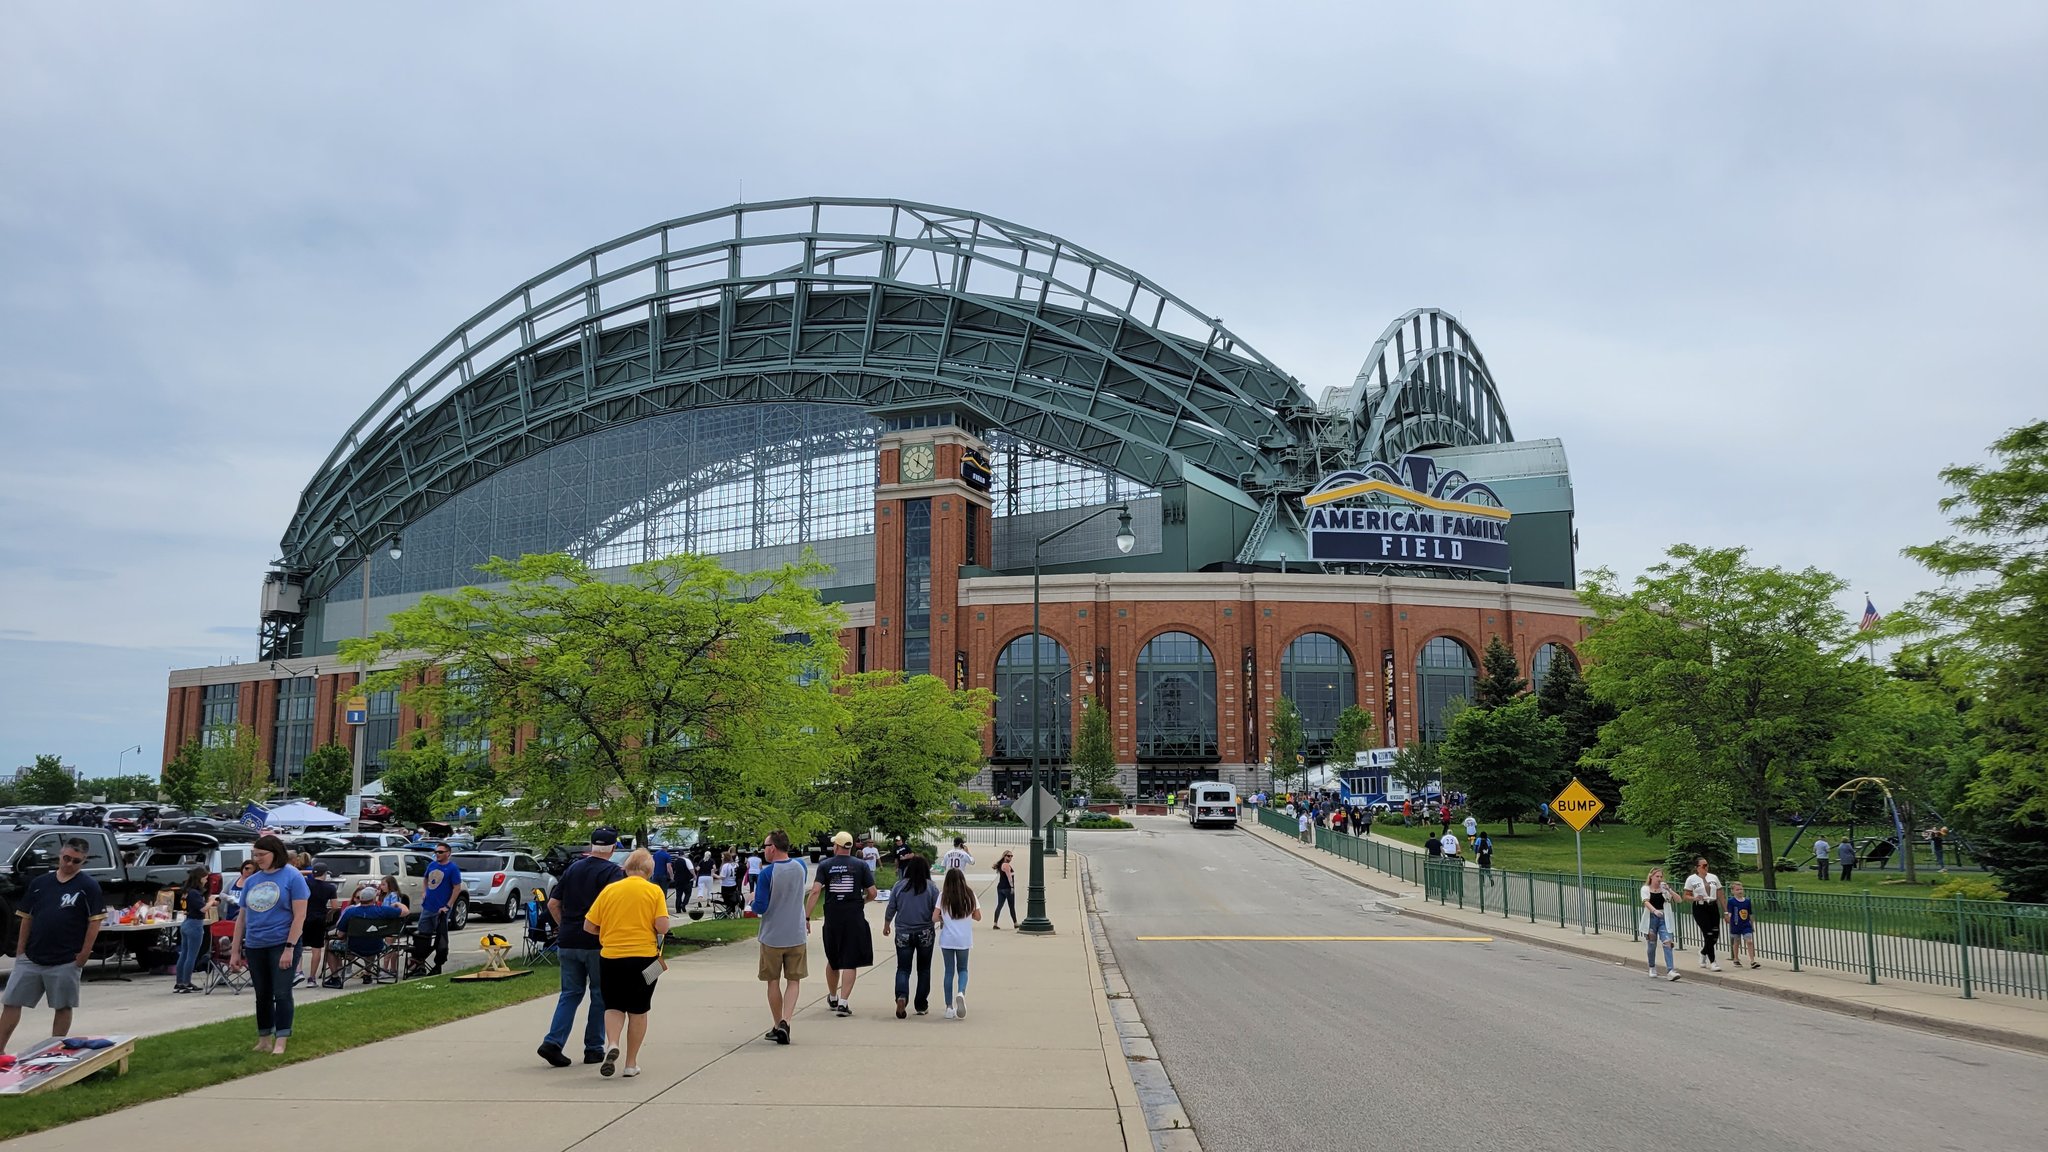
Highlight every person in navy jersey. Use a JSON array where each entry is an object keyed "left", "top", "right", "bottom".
[
  {"left": 651, "top": 845, "right": 674, "bottom": 913},
  {"left": 0, "top": 836, "right": 106, "bottom": 1051},
  {"left": 410, "top": 842, "right": 462, "bottom": 975},
  {"left": 537, "top": 829, "right": 624, "bottom": 1068},
  {"left": 231, "top": 834, "right": 309, "bottom": 1056}
]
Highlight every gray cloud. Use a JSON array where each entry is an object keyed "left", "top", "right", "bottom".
[{"left": 1, "top": 1, "right": 2042, "bottom": 769}]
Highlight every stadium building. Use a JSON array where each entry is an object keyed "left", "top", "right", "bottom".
[{"left": 162, "top": 198, "right": 1590, "bottom": 797}]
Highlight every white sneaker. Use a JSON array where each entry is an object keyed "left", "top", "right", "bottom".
[
  {"left": 1667, "top": 970, "right": 1682, "bottom": 982},
  {"left": 944, "top": 1006, "right": 957, "bottom": 1019},
  {"left": 1699, "top": 957, "right": 1709, "bottom": 968},
  {"left": 622, "top": 1066, "right": 641, "bottom": 1078},
  {"left": 1710, "top": 962, "right": 1723, "bottom": 972},
  {"left": 955, "top": 993, "right": 966, "bottom": 1019},
  {"left": 1648, "top": 968, "right": 1658, "bottom": 978}
]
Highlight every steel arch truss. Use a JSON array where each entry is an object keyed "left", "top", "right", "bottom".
[
  {"left": 1321, "top": 308, "right": 1513, "bottom": 461},
  {"left": 283, "top": 198, "right": 1322, "bottom": 595}
]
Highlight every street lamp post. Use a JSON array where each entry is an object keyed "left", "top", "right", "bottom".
[
  {"left": 1021, "top": 503, "right": 1135, "bottom": 935},
  {"left": 331, "top": 530, "right": 402, "bottom": 831},
  {"left": 117, "top": 744, "right": 142, "bottom": 776}
]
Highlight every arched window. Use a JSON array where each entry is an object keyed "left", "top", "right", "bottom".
[
  {"left": 992, "top": 634, "right": 1071, "bottom": 762},
  {"left": 1136, "top": 632, "right": 1218, "bottom": 761},
  {"left": 1415, "top": 637, "right": 1476, "bottom": 743},
  {"left": 1531, "top": 642, "right": 1576, "bottom": 687},
  {"left": 1281, "top": 633, "right": 1356, "bottom": 761}
]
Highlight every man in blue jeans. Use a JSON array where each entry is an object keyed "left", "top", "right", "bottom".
[{"left": 537, "top": 829, "right": 622, "bottom": 1068}]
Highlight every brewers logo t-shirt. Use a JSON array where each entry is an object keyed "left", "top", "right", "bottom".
[
  {"left": 18, "top": 871, "right": 106, "bottom": 966},
  {"left": 420, "top": 859, "right": 462, "bottom": 916}
]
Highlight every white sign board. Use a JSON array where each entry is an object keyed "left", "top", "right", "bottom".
[
  {"left": 1010, "top": 784, "right": 1065, "bottom": 826},
  {"left": 343, "top": 794, "right": 363, "bottom": 819},
  {"left": 1736, "top": 836, "right": 1760, "bottom": 856}
]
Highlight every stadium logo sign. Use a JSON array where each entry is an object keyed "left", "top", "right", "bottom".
[{"left": 1302, "top": 455, "right": 1510, "bottom": 571}]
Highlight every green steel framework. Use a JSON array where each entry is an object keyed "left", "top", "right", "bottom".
[{"left": 278, "top": 198, "right": 1515, "bottom": 610}]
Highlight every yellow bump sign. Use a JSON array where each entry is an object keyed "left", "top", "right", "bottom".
[{"left": 1551, "top": 777, "right": 1605, "bottom": 832}]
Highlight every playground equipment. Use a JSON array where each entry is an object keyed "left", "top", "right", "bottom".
[{"left": 1779, "top": 776, "right": 1973, "bottom": 875}]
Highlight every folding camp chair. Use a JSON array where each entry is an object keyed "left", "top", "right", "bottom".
[
  {"left": 522, "top": 894, "right": 558, "bottom": 966},
  {"left": 333, "top": 915, "right": 405, "bottom": 985},
  {"left": 201, "top": 919, "right": 249, "bottom": 995}
]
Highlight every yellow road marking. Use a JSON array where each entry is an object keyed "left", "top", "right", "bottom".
[{"left": 1135, "top": 935, "right": 1492, "bottom": 942}]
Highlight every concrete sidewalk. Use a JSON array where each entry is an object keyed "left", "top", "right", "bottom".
[
  {"left": 12, "top": 843, "right": 1146, "bottom": 1151},
  {"left": 1243, "top": 817, "right": 2048, "bottom": 1055}
]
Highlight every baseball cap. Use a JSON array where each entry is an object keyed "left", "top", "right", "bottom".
[
  {"left": 831, "top": 831, "right": 853, "bottom": 847},
  {"left": 590, "top": 827, "right": 619, "bottom": 846},
  {"left": 310, "top": 864, "right": 335, "bottom": 878}
]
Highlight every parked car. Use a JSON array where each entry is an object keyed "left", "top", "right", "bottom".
[
  {"left": 0, "top": 826, "right": 161, "bottom": 956},
  {"left": 313, "top": 849, "right": 470, "bottom": 928},
  {"left": 130, "top": 832, "right": 257, "bottom": 895},
  {"left": 449, "top": 850, "right": 556, "bottom": 921}
]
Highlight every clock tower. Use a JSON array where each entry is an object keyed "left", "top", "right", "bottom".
[{"left": 874, "top": 413, "right": 994, "bottom": 680}]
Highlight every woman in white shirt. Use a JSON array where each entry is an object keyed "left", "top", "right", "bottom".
[
  {"left": 937, "top": 866, "right": 981, "bottom": 1019},
  {"left": 1640, "top": 868, "right": 1679, "bottom": 981}
]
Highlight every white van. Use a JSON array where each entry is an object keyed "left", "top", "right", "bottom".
[{"left": 1184, "top": 781, "right": 1240, "bottom": 829}]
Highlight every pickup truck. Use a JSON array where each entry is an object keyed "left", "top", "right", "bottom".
[{"left": 0, "top": 825, "right": 164, "bottom": 956}]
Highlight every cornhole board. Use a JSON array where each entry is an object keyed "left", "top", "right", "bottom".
[
  {"left": 0, "top": 1035, "right": 136, "bottom": 1096},
  {"left": 448, "top": 967, "right": 531, "bottom": 982}
]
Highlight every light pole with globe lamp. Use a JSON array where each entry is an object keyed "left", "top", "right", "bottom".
[
  {"left": 331, "top": 529, "right": 402, "bottom": 830},
  {"left": 1020, "top": 503, "right": 1135, "bottom": 935}
]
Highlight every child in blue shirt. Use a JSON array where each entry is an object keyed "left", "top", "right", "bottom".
[{"left": 1725, "top": 881, "right": 1757, "bottom": 969}]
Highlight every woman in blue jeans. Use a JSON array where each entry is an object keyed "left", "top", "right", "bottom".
[
  {"left": 938, "top": 866, "right": 981, "bottom": 1019},
  {"left": 883, "top": 854, "right": 939, "bottom": 1018},
  {"left": 231, "top": 835, "right": 310, "bottom": 1055},
  {"left": 172, "top": 865, "right": 210, "bottom": 992}
]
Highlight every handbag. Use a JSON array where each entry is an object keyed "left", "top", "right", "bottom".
[{"left": 643, "top": 919, "right": 670, "bottom": 984}]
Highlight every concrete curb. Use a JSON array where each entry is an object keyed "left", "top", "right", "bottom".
[
  {"left": 1078, "top": 853, "right": 1203, "bottom": 1152},
  {"left": 1238, "top": 819, "right": 2048, "bottom": 1059}
]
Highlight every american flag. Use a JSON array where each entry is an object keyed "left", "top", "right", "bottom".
[{"left": 1860, "top": 596, "right": 1881, "bottom": 631}]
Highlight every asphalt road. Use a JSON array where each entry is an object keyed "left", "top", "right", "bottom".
[{"left": 1087, "top": 819, "right": 2045, "bottom": 1152}]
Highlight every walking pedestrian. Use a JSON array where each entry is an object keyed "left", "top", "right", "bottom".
[
  {"left": 410, "top": 842, "right": 461, "bottom": 976},
  {"left": 941, "top": 837, "right": 974, "bottom": 873},
  {"left": 938, "top": 865, "right": 981, "bottom": 1020},
  {"left": 1439, "top": 808, "right": 1452, "bottom": 838},
  {"left": 1426, "top": 833, "right": 1443, "bottom": 858},
  {"left": 651, "top": 843, "right": 674, "bottom": 913},
  {"left": 1837, "top": 838, "right": 1856, "bottom": 883},
  {"left": 231, "top": 834, "right": 310, "bottom": 1056},
  {"left": 744, "top": 847, "right": 764, "bottom": 900},
  {"left": 991, "top": 850, "right": 1018, "bottom": 928},
  {"left": 1473, "top": 832, "right": 1494, "bottom": 871},
  {"left": 1463, "top": 814, "right": 1478, "bottom": 840},
  {"left": 718, "top": 849, "right": 741, "bottom": 915},
  {"left": 807, "top": 831, "right": 875, "bottom": 1017},
  {"left": 1932, "top": 826, "right": 1949, "bottom": 871},
  {"left": 1298, "top": 810, "right": 1313, "bottom": 843},
  {"left": 171, "top": 864, "right": 209, "bottom": 993},
  {"left": 582, "top": 848, "right": 670, "bottom": 1078},
  {"left": 860, "top": 838, "right": 881, "bottom": 874},
  {"left": 752, "top": 830, "right": 810, "bottom": 1045},
  {"left": 1813, "top": 836, "right": 1831, "bottom": 880},
  {"left": 1640, "top": 868, "right": 1680, "bottom": 981},
  {"left": 1725, "top": 881, "right": 1757, "bottom": 969},
  {"left": 1682, "top": 857, "right": 1723, "bottom": 971},
  {"left": 537, "top": 829, "right": 623, "bottom": 1069},
  {"left": 1440, "top": 830, "right": 1460, "bottom": 860},
  {"left": 883, "top": 853, "right": 940, "bottom": 1019},
  {"left": 0, "top": 837, "right": 105, "bottom": 1051}
]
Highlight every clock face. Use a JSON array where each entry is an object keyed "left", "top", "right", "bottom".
[{"left": 901, "top": 443, "right": 935, "bottom": 482}]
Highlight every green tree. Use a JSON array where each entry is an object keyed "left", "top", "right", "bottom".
[
  {"left": 345, "top": 552, "right": 847, "bottom": 848},
  {"left": 199, "top": 724, "right": 273, "bottom": 809},
  {"left": 86, "top": 773, "right": 161, "bottom": 804},
  {"left": 1269, "top": 696, "right": 1305, "bottom": 788},
  {"left": 379, "top": 741, "right": 450, "bottom": 827},
  {"left": 1535, "top": 654, "right": 1620, "bottom": 813},
  {"left": 298, "top": 743, "right": 353, "bottom": 811},
  {"left": 0, "top": 780, "right": 16, "bottom": 807},
  {"left": 1474, "top": 635, "right": 1527, "bottom": 708},
  {"left": 833, "top": 671, "right": 995, "bottom": 837},
  {"left": 1392, "top": 740, "right": 1443, "bottom": 800},
  {"left": 1439, "top": 696, "right": 1564, "bottom": 834},
  {"left": 16, "top": 755, "right": 77, "bottom": 805},
  {"left": 160, "top": 739, "right": 209, "bottom": 812},
  {"left": 1327, "top": 706, "right": 1372, "bottom": 775},
  {"left": 1900, "top": 420, "right": 2048, "bottom": 900},
  {"left": 1071, "top": 695, "right": 1119, "bottom": 801},
  {"left": 1580, "top": 545, "right": 1866, "bottom": 889}
]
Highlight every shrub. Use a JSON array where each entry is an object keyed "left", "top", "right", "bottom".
[
  {"left": 1931, "top": 877, "right": 2008, "bottom": 903},
  {"left": 1072, "top": 812, "right": 1132, "bottom": 829}
]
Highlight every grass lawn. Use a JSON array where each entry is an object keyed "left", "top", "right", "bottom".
[
  {"left": 1368, "top": 820, "right": 1977, "bottom": 900},
  {"left": 0, "top": 937, "right": 719, "bottom": 1141}
]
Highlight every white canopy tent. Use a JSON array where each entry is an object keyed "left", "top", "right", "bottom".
[{"left": 264, "top": 801, "right": 350, "bottom": 828}]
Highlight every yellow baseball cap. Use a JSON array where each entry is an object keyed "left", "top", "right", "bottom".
[{"left": 831, "top": 831, "right": 854, "bottom": 847}]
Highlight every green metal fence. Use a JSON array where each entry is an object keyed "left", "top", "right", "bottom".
[{"left": 1251, "top": 804, "right": 2048, "bottom": 999}]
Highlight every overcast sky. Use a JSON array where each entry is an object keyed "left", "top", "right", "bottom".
[{"left": 2, "top": 2, "right": 2042, "bottom": 779}]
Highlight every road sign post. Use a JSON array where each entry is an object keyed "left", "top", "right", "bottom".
[{"left": 1551, "top": 777, "right": 1605, "bottom": 935}]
